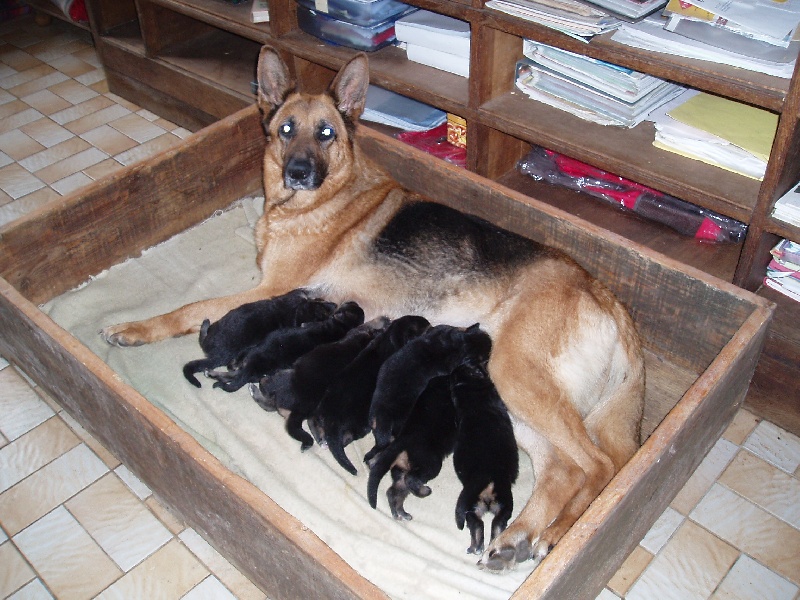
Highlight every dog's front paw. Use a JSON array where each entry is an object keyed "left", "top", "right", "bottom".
[{"left": 100, "top": 323, "right": 146, "bottom": 347}]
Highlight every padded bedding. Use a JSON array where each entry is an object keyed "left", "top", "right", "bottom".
[{"left": 43, "top": 198, "right": 537, "bottom": 599}]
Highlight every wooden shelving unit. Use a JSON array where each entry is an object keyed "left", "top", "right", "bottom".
[{"left": 77, "top": 0, "right": 800, "bottom": 435}]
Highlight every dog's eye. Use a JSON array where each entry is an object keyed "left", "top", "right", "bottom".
[
  {"left": 279, "top": 121, "right": 294, "bottom": 138},
  {"left": 317, "top": 125, "right": 335, "bottom": 142}
]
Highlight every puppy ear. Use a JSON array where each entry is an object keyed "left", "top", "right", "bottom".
[
  {"left": 256, "top": 45, "right": 295, "bottom": 114},
  {"left": 329, "top": 53, "right": 370, "bottom": 121},
  {"left": 467, "top": 323, "right": 481, "bottom": 331}
]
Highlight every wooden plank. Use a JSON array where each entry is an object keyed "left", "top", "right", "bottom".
[
  {"left": 0, "top": 106, "right": 265, "bottom": 305},
  {"left": 0, "top": 279, "right": 387, "bottom": 600}
]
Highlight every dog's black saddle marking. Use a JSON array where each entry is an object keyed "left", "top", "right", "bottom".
[{"left": 373, "top": 201, "right": 548, "bottom": 275}]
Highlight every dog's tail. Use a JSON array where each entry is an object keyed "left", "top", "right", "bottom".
[
  {"left": 327, "top": 431, "right": 358, "bottom": 476},
  {"left": 366, "top": 449, "right": 395, "bottom": 509},
  {"left": 183, "top": 358, "right": 214, "bottom": 388},
  {"left": 455, "top": 480, "right": 487, "bottom": 531},
  {"left": 285, "top": 412, "right": 315, "bottom": 451}
]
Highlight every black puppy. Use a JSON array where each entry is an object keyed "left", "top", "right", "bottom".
[
  {"left": 367, "top": 324, "right": 492, "bottom": 459},
  {"left": 366, "top": 376, "right": 456, "bottom": 521},
  {"left": 251, "top": 317, "right": 390, "bottom": 450},
  {"left": 451, "top": 362, "right": 519, "bottom": 555},
  {"left": 311, "top": 315, "right": 431, "bottom": 475},
  {"left": 208, "top": 301, "right": 365, "bottom": 392},
  {"left": 182, "top": 289, "right": 336, "bottom": 387}
]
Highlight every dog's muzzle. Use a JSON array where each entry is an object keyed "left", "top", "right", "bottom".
[{"left": 284, "top": 156, "right": 323, "bottom": 191}]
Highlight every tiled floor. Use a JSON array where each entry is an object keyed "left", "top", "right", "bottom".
[{"left": 1, "top": 12, "right": 799, "bottom": 600}]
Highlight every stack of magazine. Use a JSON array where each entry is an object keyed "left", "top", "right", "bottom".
[
  {"left": 514, "top": 40, "right": 685, "bottom": 127},
  {"left": 765, "top": 239, "right": 800, "bottom": 302},
  {"left": 361, "top": 85, "right": 447, "bottom": 131},
  {"left": 773, "top": 181, "right": 800, "bottom": 226}
]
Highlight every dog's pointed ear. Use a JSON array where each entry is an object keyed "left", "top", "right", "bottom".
[
  {"left": 256, "top": 45, "right": 295, "bottom": 115},
  {"left": 329, "top": 53, "right": 370, "bottom": 121}
]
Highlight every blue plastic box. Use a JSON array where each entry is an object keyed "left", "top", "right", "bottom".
[
  {"left": 297, "top": 4, "right": 399, "bottom": 51},
  {"left": 296, "top": 0, "right": 415, "bottom": 27}
]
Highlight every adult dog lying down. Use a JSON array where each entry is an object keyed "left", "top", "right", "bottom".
[{"left": 101, "top": 45, "right": 645, "bottom": 571}]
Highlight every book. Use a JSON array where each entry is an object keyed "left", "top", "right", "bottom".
[
  {"left": 251, "top": 0, "right": 269, "bottom": 23},
  {"left": 395, "top": 10, "right": 470, "bottom": 58},
  {"left": 581, "top": 0, "right": 666, "bottom": 20},
  {"left": 406, "top": 43, "right": 470, "bottom": 77},
  {"left": 773, "top": 183, "right": 800, "bottom": 226},
  {"left": 765, "top": 256, "right": 800, "bottom": 302},
  {"left": 771, "top": 239, "right": 800, "bottom": 270},
  {"left": 361, "top": 85, "right": 447, "bottom": 131}
]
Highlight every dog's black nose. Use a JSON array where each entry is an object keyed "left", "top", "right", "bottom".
[{"left": 284, "top": 156, "right": 319, "bottom": 190}]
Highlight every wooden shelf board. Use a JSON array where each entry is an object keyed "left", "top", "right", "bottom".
[
  {"left": 766, "top": 216, "right": 800, "bottom": 242},
  {"left": 480, "top": 92, "right": 761, "bottom": 224},
  {"left": 280, "top": 31, "right": 471, "bottom": 116},
  {"left": 497, "top": 168, "right": 742, "bottom": 282},
  {"left": 148, "top": 0, "right": 271, "bottom": 41},
  {"left": 157, "top": 30, "right": 261, "bottom": 100},
  {"left": 482, "top": 12, "right": 789, "bottom": 112},
  {"left": 24, "top": 0, "right": 91, "bottom": 31}
]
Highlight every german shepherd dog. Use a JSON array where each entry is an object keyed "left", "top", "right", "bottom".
[{"left": 101, "top": 45, "right": 645, "bottom": 571}]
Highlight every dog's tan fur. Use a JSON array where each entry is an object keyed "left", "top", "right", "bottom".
[{"left": 102, "top": 46, "right": 645, "bottom": 570}]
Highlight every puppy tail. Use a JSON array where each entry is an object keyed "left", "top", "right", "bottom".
[
  {"left": 183, "top": 358, "right": 213, "bottom": 388},
  {"left": 198, "top": 318, "right": 211, "bottom": 345},
  {"left": 366, "top": 450, "right": 394, "bottom": 509},
  {"left": 328, "top": 433, "right": 358, "bottom": 476}
]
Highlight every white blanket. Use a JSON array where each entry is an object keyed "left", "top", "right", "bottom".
[{"left": 43, "top": 199, "right": 536, "bottom": 599}]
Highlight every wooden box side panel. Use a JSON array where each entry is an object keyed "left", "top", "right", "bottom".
[
  {"left": 516, "top": 306, "right": 772, "bottom": 599},
  {"left": 0, "top": 280, "right": 386, "bottom": 600},
  {"left": 357, "top": 128, "right": 762, "bottom": 371},
  {"left": 0, "top": 106, "right": 265, "bottom": 306}
]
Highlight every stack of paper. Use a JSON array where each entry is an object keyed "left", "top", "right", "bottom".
[
  {"left": 773, "top": 182, "right": 800, "bottom": 226},
  {"left": 765, "top": 239, "right": 800, "bottom": 302},
  {"left": 612, "top": 13, "right": 798, "bottom": 78},
  {"left": 514, "top": 40, "right": 686, "bottom": 127},
  {"left": 485, "top": 0, "right": 622, "bottom": 41},
  {"left": 361, "top": 85, "right": 447, "bottom": 131},
  {"left": 584, "top": 0, "right": 666, "bottom": 20},
  {"left": 648, "top": 91, "right": 777, "bottom": 180},
  {"left": 395, "top": 10, "right": 470, "bottom": 77}
]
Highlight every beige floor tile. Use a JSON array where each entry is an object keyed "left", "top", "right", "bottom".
[
  {"left": 607, "top": 545, "right": 653, "bottom": 597},
  {"left": 179, "top": 530, "right": 267, "bottom": 600},
  {"left": 9, "top": 578, "right": 54, "bottom": 599},
  {"left": 13, "top": 506, "right": 123, "bottom": 600},
  {"left": 64, "top": 103, "right": 132, "bottom": 136},
  {"left": 671, "top": 437, "right": 738, "bottom": 515},
  {"left": 49, "top": 94, "right": 115, "bottom": 126},
  {"left": 743, "top": 421, "right": 800, "bottom": 474},
  {"left": 0, "top": 129, "right": 45, "bottom": 160},
  {"left": 711, "top": 554, "right": 798, "bottom": 600},
  {"left": 0, "top": 367, "right": 54, "bottom": 441},
  {"left": 0, "top": 444, "right": 108, "bottom": 535},
  {"left": 51, "top": 171, "right": 94, "bottom": 195},
  {"left": 80, "top": 124, "right": 138, "bottom": 156},
  {"left": 95, "top": 539, "right": 208, "bottom": 600},
  {"left": 0, "top": 541, "right": 36, "bottom": 597},
  {"left": 75, "top": 68, "right": 106, "bottom": 88},
  {"left": 639, "top": 506, "right": 685, "bottom": 555},
  {"left": 0, "top": 86, "right": 15, "bottom": 103},
  {"left": 89, "top": 77, "right": 110, "bottom": 94},
  {"left": 0, "top": 107, "right": 43, "bottom": 135},
  {"left": 18, "top": 136, "right": 89, "bottom": 173},
  {"left": 0, "top": 416, "right": 80, "bottom": 493},
  {"left": 0, "top": 163, "right": 45, "bottom": 199},
  {"left": 47, "top": 53, "right": 97, "bottom": 79},
  {"left": 35, "top": 147, "right": 108, "bottom": 185},
  {"left": 67, "top": 473, "right": 172, "bottom": 571},
  {"left": 0, "top": 63, "right": 54, "bottom": 91},
  {"left": 183, "top": 576, "right": 239, "bottom": 600},
  {"left": 8, "top": 70, "right": 70, "bottom": 98},
  {"left": 719, "top": 450, "right": 800, "bottom": 528},
  {"left": 0, "top": 46, "right": 43, "bottom": 72},
  {"left": 114, "top": 132, "right": 183, "bottom": 166},
  {"left": 722, "top": 409, "right": 760, "bottom": 446},
  {"left": 145, "top": 495, "right": 187, "bottom": 535},
  {"left": 48, "top": 78, "right": 99, "bottom": 105},
  {"left": 0, "top": 150, "right": 10, "bottom": 168},
  {"left": 0, "top": 186, "right": 60, "bottom": 228},
  {"left": 0, "top": 186, "right": 12, "bottom": 207},
  {"left": 110, "top": 113, "right": 168, "bottom": 144},
  {"left": 20, "top": 116, "right": 74, "bottom": 148},
  {"left": 104, "top": 92, "right": 140, "bottom": 112},
  {"left": 57, "top": 410, "right": 121, "bottom": 470},
  {"left": 626, "top": 520, "right": 739, "bottom": 600},
  {"left": 19, "top": 88, "right": 71, "bottom": 115},
  {"left": 691, "top": 483, "right": 800, "bottom": 585},
  {"left": 114, "top": 464, "right": 152, "bottom": 500},
  {"left": 83, "top": 157, "right": 126, "bottom": 181},
  {"left": 0, "top": 98, "right": 30, "bottom": 120}
]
